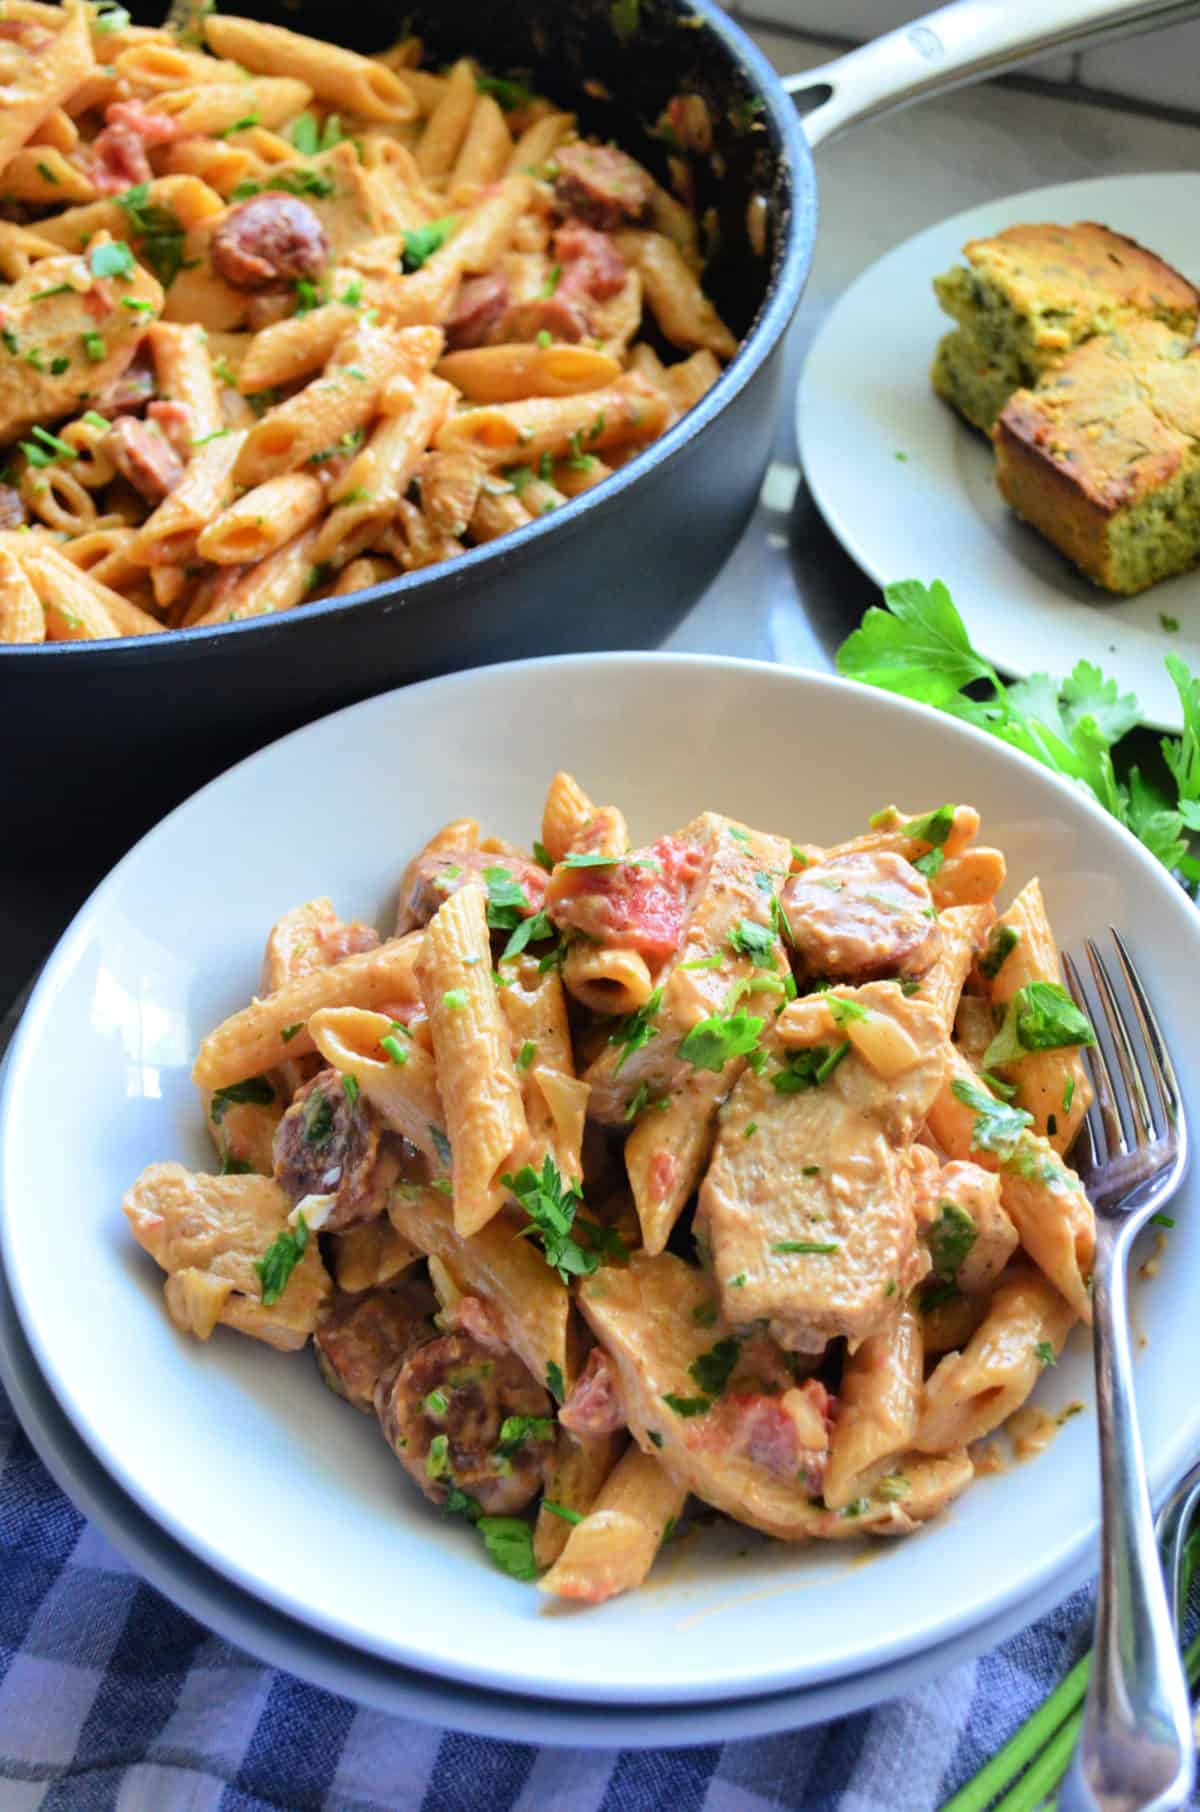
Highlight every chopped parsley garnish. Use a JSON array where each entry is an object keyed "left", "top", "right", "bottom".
[
  {"left": 483, "top": 865, "right": 530, "bottom": 930},
  {"left": 401, "top": 217, "right": 457, "bottom": 273},
  {"left": 426, "top": 1433, "right": 449, "bottom": 1478},
  {"left": 83, "top": 332, "right": 106, "bottom": 363},
  {"left": 504, "top": 1155, "right": 606, "bottom": 1283},
  {"left": 827, "top": 995, "right": 868, "bottom": 1027},
  {"left": 294, "top": 276, "right": 328, "bottom": 315},
  {"left": 1, "top": 327, "right": 18, "bottom": 355},
  {"left": 116, "top": 183, "right": 189, "bottom": 287},
  {"left": 691, "top": 1301, "right": 719, "bottom": 1327},
  {"left": 914, "top": 847, "right": 944, "bottom": 879},
  {"left": 446, "top": 1485, "right": 480, "bottom": 1521},
  {"left": 380, "top": 1033, "right": 409, "bottom": 1066},
  {"left": 29, "top": 283, "right": 73, "bottom": 302},
  {"left": 662, "top": 1393, "right": 710, "bottom": 1418},
  {"left": 429, "top": 1124, "right": 452, "bottom": 1166},
  {"left": 94, "top": 1, "right": 132, "bottom": 29},
  {"left": 771, "top": 1042, "right": 849, "bottom": 1092},
  {"left": 927, "top": 1201, "right": 976, "bottom": 1284},
  {"left": 424, "top": 1389, "right": 449, "bottom": 1418},
  {"left": 302, "top": 1088, "right": 334, "bottom": 1145},
  {"left": 285, "top": 111, "right": 344, "bottom": 155},
  {"left": 648, "top": 1430, "right": 664, "bottom": 1448},
  {"left": 979, "top": 925, "right": 1020, "bottom": 980},
  {"left": 219, "top": 1155, "right": 254, "bottom": 1175},
  {"left": 232, "top": 169, "right": 336, "bottom": 202},
  {"left": 191, "top": 428, "right": 230, "bottom": 447},
  {"left": 983, "top": 981, "right": 1095, "bottom": 1070},
  {"left": 743, "top": 1121, "right": 758, "bottom": 1139},
  {"left": 981, "top": 1069, "right": 1017, "bottom": 1101},
  {"left": 499, "top": 909, "right": 555, "bottom": 963},
  {"left": 541, "top": 1500, "right": 583, "bottom": 1524},
  {"left": 624, "top": 1079, "right": 666, "bottom": 1120},
  {"left": 533, "top": 840, "right": 553, "bottom": 870},
  {"left": 773, "top": 1240, "right": 838, "bottom": 1256},
  {"left": 210, "top": 1074, "right": 275, "bottom": 1123},
  {"left": 343, "top": 1074, "right": 359, "bottom": 1109},
  {"left": 1034, "top": 1340, "right": 1056, "bottom": 1368},
  {"left": 1151, "top": 1213, "right": 1176, "bottom": 1229},
  {"left": 89, "top": 239, "right": 135, "bottom": 280},
  {"left": 542, "top": 262, "right": 562, "bottom": 296},
  {"left": 610, "top": 986, "right": 662, "bottom": 1073},
  {"left": 677, "top": 1011, "right": 763, "bottom": 1073},
  {"left": 442, "top": 988, "right": 468, "bottom": 1012},
  {"left": 36, "top": 160, "right": 59, "bottom": 185},
  {"left": 478, "top": 1516, "right": 538, "bottom": 1580},
  {"left": 516, "top": 1040, "right": 537, "bottom": 1072},
  {"left": 877, "top": 1474, "right": 910, "bottom": 1502},
  {"left": 951, "top": 1076, "right": 1034, "bottom": 1159},
  {"left": 1063, "top": 1075, "right": 1076, "bottom": 1113},
  {"left": 545, "top": 1360, "right": 565, "bottom": 1402},
  {"left": 496, "top": 1414, "right": 554, "bottom": 1459},
  {"left": 895, "top": 804, "right": 955, "bottom": 847},
  {"left": 476, "top": 73, "right": 538, "bottom": 111},
  {"left": 688, "top": 1336, "right": 741, "bottom": 1398},
  {"left": 216, "top": 111, "right": 261, "bottom": 136},
  {"left": 254, "top": 1212, "right": 308, "bottom": 1305},
  {"left": 728, "top": 1273, "right": 747, "bottom": 1288},
  {"left": 727, "top": 918, "right": 777, "bottom": 969},
  {"left": 308, "top": 427, "right": 364, "bottom": 464}
]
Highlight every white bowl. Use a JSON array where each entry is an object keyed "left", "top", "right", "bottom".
[{"left": 2, "top": 653, "right": 1195, "bottom": 1708}]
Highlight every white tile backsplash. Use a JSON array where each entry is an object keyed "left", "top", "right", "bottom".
[{"left": 1080, "top": 18, "right": 1200, "bottom": 112}]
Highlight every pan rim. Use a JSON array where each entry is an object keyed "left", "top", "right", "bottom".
[{"left": 2, "top": 0, "right": 813, "bottom": 664}]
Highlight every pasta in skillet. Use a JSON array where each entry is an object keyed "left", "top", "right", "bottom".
[
  {"left": 124, "top": 778, "right": 1101, "bottom": 1600},
  {"left": 0, "top": 3, "right": 742, "bottom": 643}
]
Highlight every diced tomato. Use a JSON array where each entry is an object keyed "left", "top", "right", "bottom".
[{"left": 547, "top": 833, "right": 705, "bottom": 964}]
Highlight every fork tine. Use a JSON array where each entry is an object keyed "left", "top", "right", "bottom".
[
  {"left": 1110, "top": 928, "right": 1181, "bottom": 1130},
  {"left": 1085, "top": 937, "right": 1154, "bottom": 1150},
  {"left": 1062, "top": 951, "right": 1109, "bottom": 1170}
]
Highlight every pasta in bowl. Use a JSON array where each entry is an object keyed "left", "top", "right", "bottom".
[
  {"left": 0, "top": 1, "right": 739, "bottom": 643},
  {"left": 123, "top": 767, "right": 1100, "bottom": 1603}
]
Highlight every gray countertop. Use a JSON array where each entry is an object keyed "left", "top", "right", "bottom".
[{"left": 6, "top": 40, "right": 1200, "bottom": 1021}]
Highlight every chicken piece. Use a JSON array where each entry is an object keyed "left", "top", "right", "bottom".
[
  {"left": 314, "top": 1275, "right": 437, "bottom": 1411},
  {"left": 699, "top": 979, "right": 951, "bottom": 1351},
  {"left": 554, "top": 142, "right": 654, "bottom": 230},
  {"left": 782, "top": 850, "right": 939, "bottom": 982},
  {"left": 576, "top": 1252, "right": 840, "bottom": 1539},
  {"left": 273, "top": 1068, "right": 400, "bottom": 1232},
  {"left": 573, "top": 813, "right": 792, "bottom": 1124},
  {"left": 0, "top": 238, "right": 163, "bottom": 441},
  {"left": 376, "top": 1331, "right": 555, "bottom": 1515},
  {"left": 914, "top": 1157, "right": 1018, "bottom": 1299},
  {"left": 124, "top": 1161, "right": 331, "bottom": 1352}
]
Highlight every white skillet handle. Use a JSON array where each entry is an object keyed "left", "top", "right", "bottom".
[{"left": 787, "top": 0, "right": 1200, "bottom": 148}]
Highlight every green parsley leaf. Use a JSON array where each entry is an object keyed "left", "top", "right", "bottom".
[
  {"left": 541, "top": 1500, "right": 584, "bottom": 1524},
  {"left": 446, "top": 1485, "right": 481, "bottom": 1521},
  {"left": 424, "top": 1388, "right": 449, "bottom": 1418},
  {"left": 117, "top": 183, "right": 195, "bottom": 288},
  {"left": 429, "top": 1124, "right": 452, "bottom": 1166},
  {"left": 442, "top": 988, "right": 468, "bottom": 1012},
  {"left": 662, "top": 1392, "right": 710, "bottom": 1418},
  {"left": 691, "top": 1301, "right": 719, "bottom": 1327},
  {"left": 285, "top": 112, "right": 320, "bottom": 156},
  {"left": 504, "top": 1154, "right": 600, "bottom": 1283},
  {"left": 516, "top": 1039, "right": 537, "bottom": 1072},
  {"left": 983, "top": 981, "right": 1096, "bottom": 1070},
  {"left": 1063, "top": 1075, "right": 1076, "bottom": 1113},
  {"left": 401, "top": 216, "right": 457, "bottom": 273},
  {"left": 927, "top": 1201, "right": 976, "bottom": 1283},
  {"left": 827, "top": 995, "right": 868, "bottom": 1026},
  {"left": 232, "top": 169, "right": 335, "bottom": 202},
  {"left": 381, "top": 1034, "right": 409, "bottom": 1066},
  {"left": 477, "top": 1516, "right": 538, "bottom": 1580},
  {"left": 219, "top": 1154, "right": 254, "bottom": 1175},
  {"left": 951, "top": 1075, "right": 1034, "bottom": 1159},
  {"left": 545, "top": 1360, "right": 565, "bottom": 1402},
  {"left": 82, "top": 331, "right": 107, "bottom": 363},
  {"left": 532, "top": 840, "right": 553, "bottom": 870},
  {"left": 1034, "top": 1340, "right": 1057, "bottom": 1367},
  {"left": 979, "top": 924, "right": 1020, "bottom": 980},
  {"left": 542, "top": 262, "right": 562, "bottom": 296},
  {"left": 210, "top": 1074, "right": 275, "bottom": 1123},
  {"left": 476, "top": 73, "right": 537, "bottom": 112},
  {"left": 899, "top": 804, "right": 955, "bottom": 847},
  {"left": 773, "top": 1240, "right": 839, "bottom": 1255},
  {"left": 500, "top": 908, "right": 556, "bottom": 963},
  {"left": 688, "top": 1336, "right": 741, "bottom": 1398},
  {"left": 727, "top": 918, "right": 777, "bottom": 969},
  {"left": 610, "top": 986, "right": 663, "bottom": 1074},
  {"left": 216, "top": 112, "right": 261, "bottom": 136},
  {"left": 302, "top": 1088, "right": 334, "bottom": 1145},
  {"left": 426, "top": 1432, "right": 450, "bottom": 1478},
  {"left": 496, "top": 1414, "right": 554, "bottom": 1459},
  {"left": 1151, "top": 1213, "right": 1175, "bottom": 1229},
  {"left": 677, "top": 1011, "right": 763, "bottom": 1073},
  {"left": 343, "top": 1074, "right": 359, "bottom": 1109},
  {"left": 483, "top": 864, "right": 529, "bottom": 930},
  {"left": 94, "top": 2, "right": 131, "bottom": 30},
  {"left": 876, "top": 1473, "right": 910, "bottom": 1501},
  {"left": 255, "top": 1211, "right": 308, "bottom": 1305},
  {"left": 770, "top": 1042, "right": 849, "bottom": 1092}
]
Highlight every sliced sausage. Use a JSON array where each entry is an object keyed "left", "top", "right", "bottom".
[
  {"left": 272, "top": 1068, "right": 399, "bottom": 1232},
  {"left": 376, "top": 1331, "right": 555, "bottom": 1515},
  {"left": 315, "top": 1275, "right": 438, "bottom": 1412},
  {"left": 211, "top": 195, "right": 330, "bottom": 292},
  {"left": 781, "top": 850, "right": 939, "bottom": 981},
  {"left": 559, "top": 1345, "right": 624, "bottom": 1437},
  {"left": 396, "top": 846, "right": 547, "bottom": 932},
  {"left": 553, "top": 142, "right": 654, "bottom": 231},
  {"left": 555, "top": 222, "right": 627, "bottom": 301},
  {"left": 105, "top": 417, "right": 184, "bottom": 504},
  {"left": 444, "top": 272, "right": 510, "bottom": 351}
]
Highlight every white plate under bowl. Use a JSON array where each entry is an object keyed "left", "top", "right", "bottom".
[
  {"left": 0, "top": 1182, "right": 1093, "bottom": 1748},
  {"left": 797, "top": 172, "right": 1200, "bottom": 731},
  {"left": 2, "top": 653, "right": 1193, "bottom": 1709}
]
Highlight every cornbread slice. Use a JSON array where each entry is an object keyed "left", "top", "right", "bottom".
[
  {"left": 994, "top": 318, "right": 1200, "bottom": 594},
  {"left": 931, "top": 222, "right": 1199, "bottom": 432}
]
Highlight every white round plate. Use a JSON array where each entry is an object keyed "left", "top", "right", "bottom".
[
  {"left": 0, "top": 1195, "right": 1093, "bottom": 1746},
  {"left": 2, "top": 653, "right": 1194, "bottom": 1709},
  {"left": 797, "top": 172, "right": 1200, "bottom": 731}
]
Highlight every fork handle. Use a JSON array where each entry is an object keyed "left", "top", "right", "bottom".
[{"left": 1059, "top": 1225, "right": 1194, "bottom": 1812}]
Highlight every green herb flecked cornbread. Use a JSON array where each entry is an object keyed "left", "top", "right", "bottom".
[
  {"left": 931, "top": 222, "right": 1199, "bottom": 432},
  {"left": 994, "top": 318, "right": 1200, "bottom": 595}
]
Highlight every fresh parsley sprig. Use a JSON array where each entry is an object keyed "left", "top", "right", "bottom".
[
  {"left": 982, "top": 980, "right": 1095, "bottom": 1071},
  {"left": 837, "top": 578, "right": 1200, "bottom": 881},
  {"left": 503, "top": 1155, "right": 626, "bottom": 1283}
]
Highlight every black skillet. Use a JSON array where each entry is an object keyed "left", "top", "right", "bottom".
[{"left": 4, "top": 0, "right": 1196, "bottom": 871}]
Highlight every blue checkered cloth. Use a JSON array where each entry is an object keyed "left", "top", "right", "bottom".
[{"left": 0, "top": 1364, "right": 1103, "bottom": 1812}]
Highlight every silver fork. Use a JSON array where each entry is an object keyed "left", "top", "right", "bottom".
[{"left": 1058, "top": 931, "right": 1194, "bottom": 1812}]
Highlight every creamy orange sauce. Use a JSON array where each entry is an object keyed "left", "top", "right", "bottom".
[
  {"left": 970, "top": 1440, "right": 1006, "bottom": 1477},
  {"left": 1007, "top": 1406, "right": 1057, "bottom": 1461}
]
